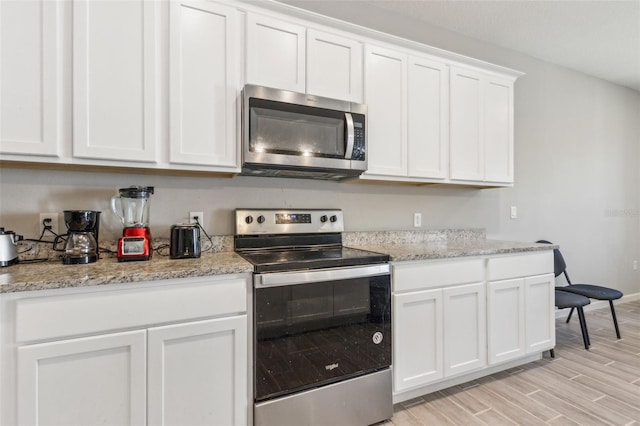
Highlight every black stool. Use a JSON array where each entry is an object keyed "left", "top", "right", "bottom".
[{"left": 554, "top": 289, "right": 592, "bottom": 352}]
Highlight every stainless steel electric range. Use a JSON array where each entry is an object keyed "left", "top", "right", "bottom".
[{"left": 235, "top": 209, "right": 392, "bottom": 426}]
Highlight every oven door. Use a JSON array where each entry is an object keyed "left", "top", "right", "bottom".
[{"left": 253, "top": 265, "right": 391, "bottom": 402}]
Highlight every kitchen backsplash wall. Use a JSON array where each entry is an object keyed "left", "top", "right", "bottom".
[{"left": 0, "top": 167, "right": 498, "bottom": 240}]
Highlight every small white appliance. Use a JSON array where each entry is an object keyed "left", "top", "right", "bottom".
[{"left": 0, "top": 228, "right": 22, "bottom": 267}]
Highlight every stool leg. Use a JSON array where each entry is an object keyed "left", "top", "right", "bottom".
[
  {"left": 566, "top": 307, "right": 575, "bottom": 324},
  {"left": 549, "top": 349, "right": 555, "bottom": 358},
  {"left": 609, "top": 300, "right": 621, "bottom": 339},
  {"left": 576, "top": 307, "right": 590, "bottom": 349}
]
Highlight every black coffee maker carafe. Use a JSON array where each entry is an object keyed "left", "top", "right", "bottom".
[{"left": 54, "top": 210, "right": 101, "bottom": 264}]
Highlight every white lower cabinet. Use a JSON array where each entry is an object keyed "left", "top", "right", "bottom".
[
  {"left": 17, "top": 330, "right": 147, "bottom": 426},
  {"left": 487, "top": 252, "right": 555, "bottom": 365},
  {"left": 148, "top": 316, "right": 247, "bottom": 426},
  {"left": 525, "top": 274, "right": 556, "bottom": 353},
  {"left": 3, "top": 275, "right": 250, "bottom": 426},
  {"left": 487, "top": 278, "right": 526, "bottom": 364},
  {"left": 393, "top": 251, "right": 554, "bottom": 399},
  {"left": 392, "top": 258, "right": 485, "bottom": 393},
  {"left": 443, "top": 282, "right": 486, "bottom": 376},
  {"left": 393, "top": 289, "right": 443, "bottom": 391}
]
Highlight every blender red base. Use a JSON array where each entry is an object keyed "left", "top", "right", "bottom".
[{"left": 117, "top": 227, "right": 152, "bottom": 262}]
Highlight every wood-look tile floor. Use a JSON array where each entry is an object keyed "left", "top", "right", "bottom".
[{"left": 388, "top": 300, "right": 640, "bottom": 425}]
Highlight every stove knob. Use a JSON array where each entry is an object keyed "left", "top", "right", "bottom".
[
  {"left": 245, "top": 215, "right": 253, "bottom": 224},
  {"left": 330, "top": 215, "right": 338, "bottom": 223},
  {"left": 257, "top": 215, "right": 265, "bottom": 224},
  {"left": 320, "top": 215, "right": 328, "bottom": 223}
]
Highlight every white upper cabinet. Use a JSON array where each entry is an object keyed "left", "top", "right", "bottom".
[
  {"left": 245, "top": 13, "right": 363, "bottom": 102},
  {"left": 364, "top": 48, "right": 450, "bottom": 181},
  {"left": 169, "top": 0, "right": 238, "bottom": 169},
  {"left": 307, "top": 29, "right": 363, "bottom": 102},
  {"left": 407, "top": 55, "right": 449, "bottom": 179},
  {"left": 450, "top": 66, "right": 484, "bottom": 181},
  {"left": 484, "top": 76, "right": 514, "bottom": 183},
  {"left": 1, "top": 0, "right": 519, "bottom": 181},
  {"left": 72, "top": 0, "right": 161, "bottom": 162},
  {"left": 364, "top": 45, "right": 407, "bottom": 176},
  {"left": 246, "top": 13, "right": 306, "bottom": 93},
  {"left": 450, "top": 66, "right": 516, "bottom": 184},
  {"left": 0, "top": 0, "right": 64, "bottom": 157}
]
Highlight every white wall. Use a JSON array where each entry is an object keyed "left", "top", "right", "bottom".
[{"left": 1, "top": 1, "right": 638, "bottom": 296}]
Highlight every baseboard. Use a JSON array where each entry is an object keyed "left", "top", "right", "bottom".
[{"left": 555, "top": 291, "right": 640, "bottom": 318}]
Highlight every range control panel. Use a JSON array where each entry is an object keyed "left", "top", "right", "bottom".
[{"left": 235, "top": 209, "right": 344, "bottom": 235}]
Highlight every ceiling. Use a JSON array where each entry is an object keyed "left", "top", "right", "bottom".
[{"left": 279, "top": 0, "right": 640, "bottom": 92}]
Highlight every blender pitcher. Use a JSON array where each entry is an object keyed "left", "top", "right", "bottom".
[
  {"left": 111, "top": 186, "right": 155, "bottom": 262},
  {"left": 111, "top": 186, "right": 154, "bottom": 227}
]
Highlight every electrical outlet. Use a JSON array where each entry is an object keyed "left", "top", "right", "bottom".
[
  {"left": 189, "top": 211, "right": 204, "bottom": 229},
  {"left": 39, "top": 212, "right": 59, "bottom": 236},
  {"left": 634, "top": 260, "right": 638, "bottom": 271},
  {"left": 413, "top": 212, "right": 422, "bottom": 227}
]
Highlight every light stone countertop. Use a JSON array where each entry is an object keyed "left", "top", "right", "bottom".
[
  {"left": 0, "top": 251, "right": 253, "bottom": 294},
  {"left": 0, "top": 230, "right": 555, "bottom": 294},
  {"left": 347, "top": 239, "right": 556, "bottom": 262}
]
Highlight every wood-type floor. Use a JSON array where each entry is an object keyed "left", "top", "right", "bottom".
[{"left": 388, "top": 300, "right": 640, "bottom": 425}]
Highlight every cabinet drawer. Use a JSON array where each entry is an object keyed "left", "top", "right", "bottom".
[
  {"left": 393, "top": 258, "right": 484, "bottom": 292},
  {"left": 488, "top": 251, "right": 553, "bottom": 281},
  {"left": 15, "top": 276, "right": 248, "bottom": 343}
]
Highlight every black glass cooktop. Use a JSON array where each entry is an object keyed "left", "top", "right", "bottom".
[{"left": 237, "top": 246, "right": 389, "bottom": 273}]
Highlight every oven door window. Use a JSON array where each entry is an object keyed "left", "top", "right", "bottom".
[
  {"left": 249, "top": 98, "right": 346, "bottom": 159},
  {"left": 254, "top": 275, "right": 391, "bottom": 402}
]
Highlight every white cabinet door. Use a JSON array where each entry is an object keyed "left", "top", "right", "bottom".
[
  {"left": 450, "top": 66, "right": 483, "bottom": 181},
  {"left": 307, "top": 29, "right": 362, "bottom": 102},
  {"left": 17, "top": 330, "right": 147, "bottom": 426},
  {"left": 73, "top": 0, "right": 160, "bottom": 162},
  {"left": 246, "top": 13, "right": 305, "bottom": 93},
  {"left": 484, "top": 76, "right": 514, "bottom": 183},
  {"left": 393, "top": 289, "right": 443, "bottom": 392},
  {"left": 526, "top": 274, "right": 556, "bottom": 353},
  {"left": 487, "top": 278, "right": 526, "bottom": 365},
  {"left": 364, "top": 45, "right": 407, "bottom": 177},
  {"left": 148, "top": 315, "right": 248, "bottom": 426},
  {"left": 0, "top": 0, "right": 64, "bottom": 157},
  {"left": 169, "top": 0, "right": 238, "bottom": 169},
  {"left": 443, "top": 282, "right": 486, "bottom": 377},
  {"left": 407, "top": 55, "right": 449, "bottom": 179}
]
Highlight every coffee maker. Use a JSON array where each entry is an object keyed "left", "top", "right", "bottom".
[
  {"left": 111, "top": 186, "right": 154, "bottom": 262},
  {"left": 54, "top": 210, "right": 101, "bottom": 264}
]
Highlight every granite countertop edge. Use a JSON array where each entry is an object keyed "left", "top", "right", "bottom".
[
  {"left": 348, "top": 240, "right": 557, "bottom": 262},
  {"left": 1, "top": 235, "right": 556, "bottom": 294}
]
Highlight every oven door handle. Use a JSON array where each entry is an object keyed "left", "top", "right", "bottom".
[{"left": 254, "top": 264, "right": 390, "bottom": 288}]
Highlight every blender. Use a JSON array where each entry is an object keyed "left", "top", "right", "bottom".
[
  {"left": 111, "top": 186, "right": 154, "bottom": 262},
  {"left": 53, "top": 210, "right": 101, "bottom": 265}
]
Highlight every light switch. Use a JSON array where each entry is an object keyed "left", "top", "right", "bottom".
[
  {"left": 413, "top": 213, "right": 422, "bottom": 227},
  {"left": 510, "top": 206, "right": 517, "bottom": 219}
]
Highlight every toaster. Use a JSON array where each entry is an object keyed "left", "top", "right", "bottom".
[{"left": 170, "top": 224, "right": 201, "bottom": 259}]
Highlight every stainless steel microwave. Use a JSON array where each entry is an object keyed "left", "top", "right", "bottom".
[{"left": 241, "top": 85, "right": 367, "bottom": 181}]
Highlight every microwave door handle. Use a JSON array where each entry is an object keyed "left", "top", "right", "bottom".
[{"left": 344, "top": 112, "right": 355, "bottom": 159}]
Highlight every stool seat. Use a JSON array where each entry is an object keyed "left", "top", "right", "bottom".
[
  {"left": 558, "top": 285, "right": 622, "bottom": 301},
  {"left": 555, "top": 290, "right": 590, "bottom": 309}
]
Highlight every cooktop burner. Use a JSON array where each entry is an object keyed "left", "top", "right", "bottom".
[{"left": 234, "top": 208, "right": 389, "bottom": 273}]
